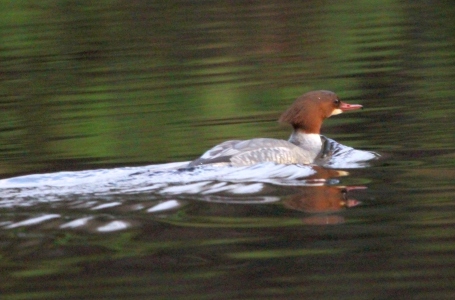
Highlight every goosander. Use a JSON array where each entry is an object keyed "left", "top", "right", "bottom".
[{"left": 188, "top": 90, "right": 373, "bottom": 167}]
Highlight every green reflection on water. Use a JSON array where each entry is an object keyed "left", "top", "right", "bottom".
[
  {"left": 2, "top": 0, "right": 453, "bottom": 175},
  {"left": 1, "top": 1, "right": 455, "bottom": 299},
  {"left": 229, "top": 248, "right": 342, "bottom": 259},
  {"left": 162, "top": 215, "right": 304, "bottom": 228}
]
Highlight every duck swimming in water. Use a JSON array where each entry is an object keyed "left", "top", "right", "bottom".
[{"left": 188, "top": 90, "right": 375, "bottom": 167}]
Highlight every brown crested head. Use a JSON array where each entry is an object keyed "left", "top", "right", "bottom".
[{"left": 278, "top": 90, "right": 363, "bottom": 134}]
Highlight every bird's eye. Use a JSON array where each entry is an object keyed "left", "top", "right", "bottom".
[{"left": 334, "top": 99, "right": 340, "bottom": 105}]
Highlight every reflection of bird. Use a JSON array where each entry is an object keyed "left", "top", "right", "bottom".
[
  {"left": 283, "top": 186, "right": 362, "bottom": 213},
  {"left": 188, "top": 90, "right": 365, "bottom": 167},
  {"left": 283, "top": 185, "right": 366, "bottom": 225}
]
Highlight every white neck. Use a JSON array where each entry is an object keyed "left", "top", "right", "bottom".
[{"left": 288, "top": 131, "right": 323, "bottom": 159}]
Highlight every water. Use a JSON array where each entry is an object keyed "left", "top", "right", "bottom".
[{"left": 1, "top": 1, "right": 455, "bottom": 299}]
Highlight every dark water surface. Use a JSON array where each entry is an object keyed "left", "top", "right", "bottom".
[{"left": 1, "top": 1, "right": 455, "bottom": 299}]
